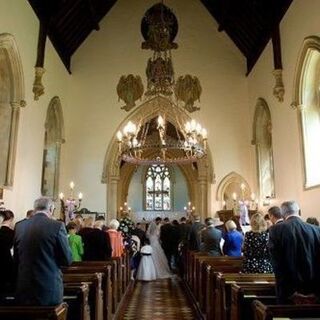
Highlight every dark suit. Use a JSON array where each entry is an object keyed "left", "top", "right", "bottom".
[
  {"left": 200, "top": 226, "right": 222, "bottom": 256},
  {"left": 160, "top": 223, "right": 174, "bottom": 267},
  {"left": 269, "top": 216, "right": 320, "bottom": 303},
  {"left": 14, "top": 213, "right": 72, "bottom": 305},
  {"left": 188, "top": 221, "right": 205, "bottom": 251}
]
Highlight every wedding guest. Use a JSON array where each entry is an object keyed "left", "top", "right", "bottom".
[
  {"left": 223, "top": 220, "right": 243, "bottom": 257},
  {"left": 179, "top": 217, "right": 191, "bottom": 246},
  {"left": 0, "top": 210, "right": 15, "bottom": 298},
  {"left": 269, "top": 201, "right": 320, "bottom": 303},
  {"left": 242, "top": 213, "right": 273, "bottom": 273},
  {"left": 66, "top": 222, "right": 84, "bottom": 262},
  {"left": 83, "top": 220, "right": 111, "bottom": 261},
  {"left": 107, "top": 219, "right": 124, "bottom": 258},
  {"left": 188, "top": 215, "right": 205, "bottom": 251},
  {"left": 132, "top": 222, "right": 146, "bottom": 245},
  {"left": 160, "top": 218, "right": 174, "bottom": 268},
  {"left": 200, "top": 217, "right": 223, "bottom": 256},
  {"left": 268, "top": 206, "right": 283, "bottom": 225},
  {"left": 14, "top": 197, "right": 72, "bottom": 305},
  {"left": 306, "top": 217, "right": 319, "bottom": 226}
]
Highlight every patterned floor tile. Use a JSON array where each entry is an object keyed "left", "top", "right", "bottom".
[{"left": 120, "top": 277, "right": 199, "bottom": 319}]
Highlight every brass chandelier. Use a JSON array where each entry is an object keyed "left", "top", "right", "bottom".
[
  {"left": 116, "top": 2, "right": 207, "bottom": 165},
  {"left": 117, "top": 115, "right": 207, "bottom": 165}
]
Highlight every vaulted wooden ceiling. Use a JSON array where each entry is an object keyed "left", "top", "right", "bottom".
[
  {"left": 200, "top": 0, "right": 293, "bottom": 74},
  {"left": 27, "top": 0, "right": 293, "bottom": 75}
]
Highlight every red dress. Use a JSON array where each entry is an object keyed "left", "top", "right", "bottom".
[{"left": 106, "top": 229, "right": 124, "bottom": 257}]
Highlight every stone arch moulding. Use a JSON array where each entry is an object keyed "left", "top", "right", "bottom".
[
  {"left": 41, "top": 97, "right": 65, "bottom": 199},
  {"left": 216, "top": 171, "right": 251, "bottom": 202},
  {"left": 291, "top": 36, "right": 320, "bottom": 110},
  {"left": 45, "top": 96, "right": 66, "bottom": 144},
  {"left": 102, "top": 95, "right": 215, "bottom": 221},
  {"left": 291, "top": 36, "right": 320, "bottom": 189},
  {"left": 252, "top": 97, "right": 275, "bottom": 200},
  {"left": 0, "top": 33, "right": 26, "bottom": 188}
]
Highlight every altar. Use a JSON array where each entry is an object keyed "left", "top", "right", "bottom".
[{"left": 132, "top": 211, "right": 186, "bottom": 222}]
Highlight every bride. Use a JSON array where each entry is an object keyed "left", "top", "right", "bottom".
[{"left": 146, "top": 221, "right": 172, "bottom": 279}]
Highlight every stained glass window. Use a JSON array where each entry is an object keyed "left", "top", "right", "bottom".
[{"left": 145, "top": 165, "right": 171, "bottom": 211}]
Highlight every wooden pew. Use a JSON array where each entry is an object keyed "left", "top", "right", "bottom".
[
  {"left": 63, "top": 264, "right": 113, "bottom": 320},
  {"left": 215, "top": 273, "right": 275, "bottom": 320},
  {"left": 63, "top": 273, "right": 103, "bottom": 320},
  {"left": 72, "top": 259, "right": 119, "bottom": 314},
  {"left": 197, "top": 256, "right": 243, "bottom": 311},
  {"left": 0, "top": 303, "right": 68, "bottom": 320},
  {"left": 230, "top": 283, "right": 276, "bottom": 320},
  {"left": 190, "top": 252, "right": 209, "bottom": 291},
  {"left": 252, "top": 299, "right": 320, "bottom": 320},
  {"left": 204, "top": 266, "right": 246, "bottom": 320},
  {"left": 64, "top": 283, "right": 90, "bottom": 320}
]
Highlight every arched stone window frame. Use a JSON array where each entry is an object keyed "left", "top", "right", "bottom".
[
  {"left": 41, "top": 96, "right": 65, "bottom": 199},
  {"left": 292, "top": 36, "right": 320, "bottom": 189},
  {"left": 252, "top": 98, "right": 275, "bottom": 201},
  {"left": 0, "top": 33, "right": 26, "bottom": 188},
  {"left": 143, "top": 164, "right": 174, "bottom": 211}
]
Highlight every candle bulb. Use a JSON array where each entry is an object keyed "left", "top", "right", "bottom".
[
  {"left": 240, "top": 183, "right": 245, "bottom": 190},
  {"left": 184, "top": 206, "right": 187, "bottom": 211},
  {"left": 251, "top": 193, "right": 255, "bottom": 201},
  {"left": 78, "top": 192, "right": 83, "bottom": 200},
  {"left": 70, "top": 181, "right": 75, "bottom": 190},
  {"left": 59, "top": 192, "right": 64, "bottom": 200},
  {"left": 222, "top": 200, "right": 226, "bottom": 208},
  {"left": 232, "top": 192, "right": 237, "bottom": 200},
  {"left": 188, "top": 201, "right": 191, "bottom": 206},
  {"left": 192, "top": 206, "right": 195, "bottom": 210}
]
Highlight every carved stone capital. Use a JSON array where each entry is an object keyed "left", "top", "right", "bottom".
[
  {"left": 33, "top": 67, "right": 45, "bottom": 101},
  {"left": 272, "top": 69, "right": 285, "bottom": 102}
]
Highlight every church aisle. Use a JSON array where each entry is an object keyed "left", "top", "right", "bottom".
[{"left": 120, "top": 277, "right": 199, "bottom": 319}]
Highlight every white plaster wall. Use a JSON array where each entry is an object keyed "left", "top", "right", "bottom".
[
  {"left": 0, "top": 0, "right": 70, "bottom": 220},
  {"left": 247, "top": 0, "right": 320, "bottom": 218},
  {"left": 65, "top": 0, "right": 253, "bottom": 214}
]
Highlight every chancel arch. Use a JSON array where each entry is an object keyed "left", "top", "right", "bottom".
[
  {"left": 0, "top": 33, "right": 25, "bottom": 188},
  {"left": 252, "top": 98, "right": 275, "bottom": 201},
  {"left": 102, "top": 96, "right": 214, "bottom": 221},
  {"left": 292, "top": 36, "right": 320, "bottom": 189},
  {"left": 41, "top": 96, "right": 65, "bottom": 198},
  {"left": 216, "top": 172, "right": 252, "bottom": 210}
]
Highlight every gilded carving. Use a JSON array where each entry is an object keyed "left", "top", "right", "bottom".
[
  {"left": 175, "top": 75, "right": 202, "bottom": 112},
  {"left": 33, "top": 66, "right": 45, "bottom": 101},
  {"left": 272, "top": 69, "right": 285, "bottom": 102},
  {"left": 116, "top": 74, "right": 144, "bottom": 112}
]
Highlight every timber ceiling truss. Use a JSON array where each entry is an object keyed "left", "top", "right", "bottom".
[{"left": 27, "top": 0, "right": 292, "bottom": 75}]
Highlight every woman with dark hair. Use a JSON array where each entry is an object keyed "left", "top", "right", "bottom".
[
  {"left": 242, "top": 212, "right": 273, "bottom": 273},
  {"left": 0, "top": 210, "right": 15, "bottom": 298}
]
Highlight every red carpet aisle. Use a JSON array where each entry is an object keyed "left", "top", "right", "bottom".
[{"left": 121, "top": 277, "right": 199, "bottom": 319}]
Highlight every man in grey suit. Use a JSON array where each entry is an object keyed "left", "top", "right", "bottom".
[
  {"left": 269, "top": 201, "right": 320, "bottom": 303},
  {"left": 14, "top": 197, "right": 72, "bottom": 305},
  {"left": 200, "top": 217, "right": 223, "bottom": 256}
]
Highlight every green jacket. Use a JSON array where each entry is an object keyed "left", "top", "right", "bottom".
[{"left": 68, "top": 234, "right": 84, "bottom": 261}]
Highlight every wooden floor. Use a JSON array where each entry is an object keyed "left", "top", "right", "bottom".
[{"left": 120, "top": 277, "right": 200, "bottom": 320}]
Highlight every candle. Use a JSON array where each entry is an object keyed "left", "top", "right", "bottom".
[
  {"left": 59, "top": 192, "right": 64, "bottom": 200},
  {"left": 184, "top": 206, "right": 187, "bottom": 211},
  {"left": 222, "top": 200, "right": 226, "bottom": 208},
  {"left": 70, "top": 181, "right": 75, "bottom": 190},
  {"left": 188, "top": 201, "right": 191, "bottom": 206},
  {"left": 119, "top": 206, "right": 123, "bottom": 211},
  {"left": 240, "top": 183, "right": 245, "bottom": 191},
  {"left": 251, "top": 193, "right": 255, "bottom": 201},
  {"left": 124, "top": 202, "right": 127, "bottom": 206},
  {"left": 192, "top": 206, "right": 195, "bottom": 210},
  {"left": 78, "top": 192, "right": 83, "bottom": 200},
  {"left": 232, "top": 192, "right": 237, "bottom": 200}
]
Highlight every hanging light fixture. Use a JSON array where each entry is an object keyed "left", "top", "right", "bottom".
[{"left": 116, "top": 115, "right": 207, "bottom": 165}]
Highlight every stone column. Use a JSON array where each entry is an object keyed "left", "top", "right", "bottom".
[
  {"left": 197, "top": 158, "right": 209, "bottom": 220},
  {"left": 107, "top": 175, "right": 120, "bottom": 222},
  {"left": 6, "top": 101, "right": 22, "bottom": 186}
]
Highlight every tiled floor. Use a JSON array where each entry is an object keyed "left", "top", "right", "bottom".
[{"left": 121, "top": 277, "right": 199, "bottom": 320}]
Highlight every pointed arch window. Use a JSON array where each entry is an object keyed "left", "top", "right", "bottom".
[
  {"left": 253, "top": 98, "right": 275, "bottom": 201},
  {"left": 145, "top": 164, "right": 171, "bottom": 211},
  {"left": 293, "top": 36, "right": 320, "bottom": 188}
]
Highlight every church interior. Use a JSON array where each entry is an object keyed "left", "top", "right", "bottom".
[{"left": 1, "top": 0, "right": 320, "bottom": 319}]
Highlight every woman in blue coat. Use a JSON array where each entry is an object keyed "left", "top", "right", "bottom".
[{"left": 223, "top": 220, "right": 243, "bottom": 257}]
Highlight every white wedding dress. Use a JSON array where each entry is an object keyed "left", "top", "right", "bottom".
[{"left": 146, "top": 222, "right": 172, "bottom": 279}]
